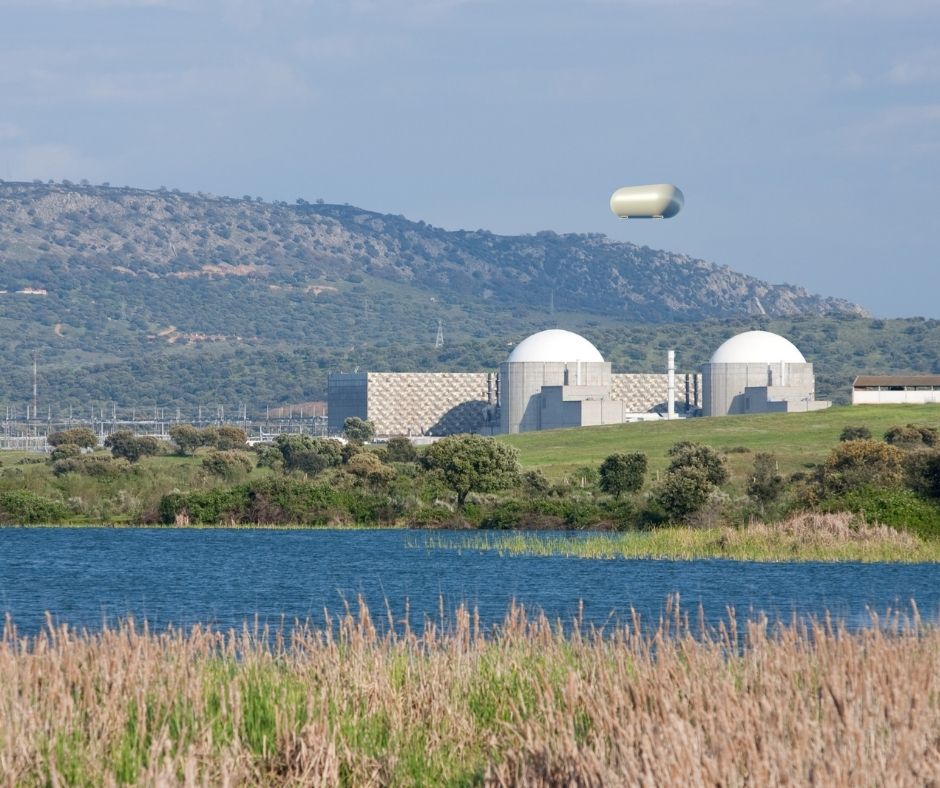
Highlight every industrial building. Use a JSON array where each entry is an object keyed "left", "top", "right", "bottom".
[
  {"left": 328, "top": 329, "right": 701, "bottom": 437},
  {"left": 852, "top": 375, "right": 940, "bottom": 405},
  {"left": 701, "top": 330, "right": 830, "bottom": 417}
]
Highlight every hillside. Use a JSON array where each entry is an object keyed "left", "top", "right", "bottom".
[{"left": 0, "top": 180, "right": 934, "bottom": 410}]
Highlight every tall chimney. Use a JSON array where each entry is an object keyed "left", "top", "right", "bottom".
[{"left": 667, "top": 350, "right": 676, "bottom": 419}]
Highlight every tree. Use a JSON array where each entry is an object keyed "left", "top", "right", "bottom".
[
  {"left": 104, "top": 430, "right": 162, "bottom": 462},
  {"left": 274, "top": 434, "right": 343, "bottom": 475},
  {"left": 598, "top": 452, "right": 648, "bottom": 497},
  {"left": 747, "top": 453, "right": 784, "bottom": 509},
  {"left": 840, "top": 425, "right": 871, "bottom": 442},
  {"left": 653, "top": 467, "right": 714, "bottom": 522},
  {"left": 666, "top": 442, "right": 728, "bottom": 487},
  {"left": 343, "top": 417, "right": 375, "bottom": 443},
  {"left": 214, "top": 425, "right": 247, "bottom": 450},
  {"left": 104, "top": 430, "right": 142, "bottom": 461},
  {"left": 423, "top": 434, "right": 519, "bottom": 506},
  {"left": 385, "top": 436, "right": 418, "bottom": 463},
  {"left": 169, "top": 424, "right": 202, "bottom": 456},
  {"left": 47, "top": 427, "right": 97, "bottom": 449}
]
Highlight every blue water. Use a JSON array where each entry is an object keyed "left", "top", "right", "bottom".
[{"left": 0, "top": 528, "right": 937, "bottom": 636}]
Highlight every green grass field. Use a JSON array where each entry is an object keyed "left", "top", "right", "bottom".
[{"left": 503, "top": 404, "right": 940, "bottom": 482}]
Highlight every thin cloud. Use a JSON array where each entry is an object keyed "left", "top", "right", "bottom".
[{"left": 887, "top": 49, "right": 940, "bottom": 86}]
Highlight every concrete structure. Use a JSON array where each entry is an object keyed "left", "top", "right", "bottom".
[
  {"left": 328, "top": 371, "right": 495, "bottom": 436},
  {"left": 852, "top": 375, "right": 940, "bottom": 405},
  {"left": 701, "top": 330, "right": 830, "bottom": 417}
]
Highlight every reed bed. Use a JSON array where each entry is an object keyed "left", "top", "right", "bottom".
[
  {"left": 425, "top": 512, "right": 940, "bottom": 563},
  {"left": 2, "top": 600, "right": 939, "bottom": 786}
]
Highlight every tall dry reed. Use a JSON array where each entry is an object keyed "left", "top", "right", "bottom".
[{"left": 1, "top": 600, "right": 939, "bottom": 786}]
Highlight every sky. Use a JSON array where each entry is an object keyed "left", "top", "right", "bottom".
[{"left": 0, "top": 0, "right": 938, "bottom": 318}]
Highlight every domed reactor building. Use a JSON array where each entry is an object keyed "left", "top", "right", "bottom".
[
  {"left": 701, "top": 330, "right": 830, "bottom": 417},
  {"left": 328, "top": 329, "right": 702, "bottom": 437}
]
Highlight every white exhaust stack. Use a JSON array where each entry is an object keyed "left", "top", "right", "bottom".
[{"left": 667, "top": 350, "right": 676, "bottom": 419}]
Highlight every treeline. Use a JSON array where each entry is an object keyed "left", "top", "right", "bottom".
[{"left": 2, "top": 419, "right": 938, "bottom": 535}]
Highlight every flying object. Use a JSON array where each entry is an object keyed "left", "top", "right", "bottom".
[{"left": 610, "top": 184, "right": 683, "bottom": 219}]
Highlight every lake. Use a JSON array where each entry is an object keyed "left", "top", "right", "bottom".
[{"left": 1, "top": 528, "right": 938, "bottom": 636}]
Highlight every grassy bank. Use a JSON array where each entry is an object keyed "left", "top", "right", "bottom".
[
  {"left": 2, "top": 601, "right": 938, "bottom": 785},
  {"left": 504, "top": 403, "right": 940, "bottom": 480},
  {"left": 421, "top": 512, "right": 940, "bottom": 563}
]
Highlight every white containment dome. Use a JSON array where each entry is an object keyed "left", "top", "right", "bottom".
[
  {"left": 710, "top": 330, "right": 807, "bottom": 365},
  {"left": 507, "top": 329, "right": 605, "bottom": 364},
  {"left": 610, "top": 184, "right": 684, "bottom": 219}
]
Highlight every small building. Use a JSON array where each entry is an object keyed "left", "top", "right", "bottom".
[
  {"left": 701, "top": 330, "right": 830, "bottom": 417},
  {"left": 852, "top": 375, "right": 940, "bottom": 405}
]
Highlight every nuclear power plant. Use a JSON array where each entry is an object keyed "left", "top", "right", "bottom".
[
  {"left": 327, "top": 328, "right": 703, "bottom": 437},
  {"left": 327, "top": 326, "right": 832, "bottom": 438}
]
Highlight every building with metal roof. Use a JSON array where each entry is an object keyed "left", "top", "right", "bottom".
[{"left": 852, "top": 375, "right": 940, "bottom": 405}]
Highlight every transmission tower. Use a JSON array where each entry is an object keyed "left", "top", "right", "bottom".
[{"left": 435, "top": 319, "right": 444, "bottom": 349}]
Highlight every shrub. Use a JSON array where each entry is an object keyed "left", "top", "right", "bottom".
[
  {"left": 0, "top": 490, "right": 68, "bottom": 524},
  {"left": 840, "top": 425, "right": 872, "bottom": 442},
  {"left": 666, "top": 442, "right": 728, "bottom": 487},
  {"left": 905, "top": 450, "right": 940, "bottom": 500},
  {"left": 818, "top": 440, "right": 903, "bottom": 495},
  {"left": 747, "top": 453, "right": 784, "bottom": 508},
  {"left": 884, "top": 423, "right": 939, "bottom": 448},
  {"left": 201, "top": 450, "right": 253, "bottom": 479},
  {"left": 52, "top": 456, "right": 131, "bottom": 478},
  {"left": 570, "top": 466, "right": 598, "bottom": 488},
  {"left": 50, "top": 443, "right": 82, "bottom": 462},
  {"left": 598, "top": 452, "right": 647, "bottom": 498},
  {"left": 819, "top": 486, "right": 940, "bottom": 540},
  {"left": 521, "top": 469, "right": 550, "bottom": 495},
  {"left": 345, "top": 452, "right": 395, "bottom": 483}
]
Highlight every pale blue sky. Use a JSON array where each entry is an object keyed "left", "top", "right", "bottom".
[{"left": 1, "top": 0, "right": 938, "bottom": 317}]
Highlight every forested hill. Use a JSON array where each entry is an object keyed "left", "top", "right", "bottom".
[{"left": 0, "top": 180, "right": 931, "bottom": 409}]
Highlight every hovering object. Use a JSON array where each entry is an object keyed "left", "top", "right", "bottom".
[{"left": 610, "top": 184, "right": 684, "bottom": 219}]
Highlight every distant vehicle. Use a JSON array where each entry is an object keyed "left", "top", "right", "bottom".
[{"left": 610, "top": 184, "right": 684, "bottom": 219}]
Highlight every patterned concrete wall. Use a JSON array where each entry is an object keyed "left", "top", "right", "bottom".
[
  {"left": 611, "top": 373, "right": 702, "bottom": 413},
  {"left": 365, "top": 372, "right": 494, "bottom": 436}
]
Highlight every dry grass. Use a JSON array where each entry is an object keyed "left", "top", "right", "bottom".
[
  {"left": 2, "top": 600, "right": 940, "bottom": 786},
  {"left": 426, "top": 512, "right": 940, "bottom": 563}
]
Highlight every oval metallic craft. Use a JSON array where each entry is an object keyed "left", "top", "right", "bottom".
[{"left": 609, "top": 184, "right": 684, "bottom": 219}]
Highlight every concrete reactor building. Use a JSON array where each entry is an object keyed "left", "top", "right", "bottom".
[
  {"left": 501, "top": 329, "right": 635, "bottom": 433},
  {"left": 701, "top": 330, "right": 830, "bottom": 417}
]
